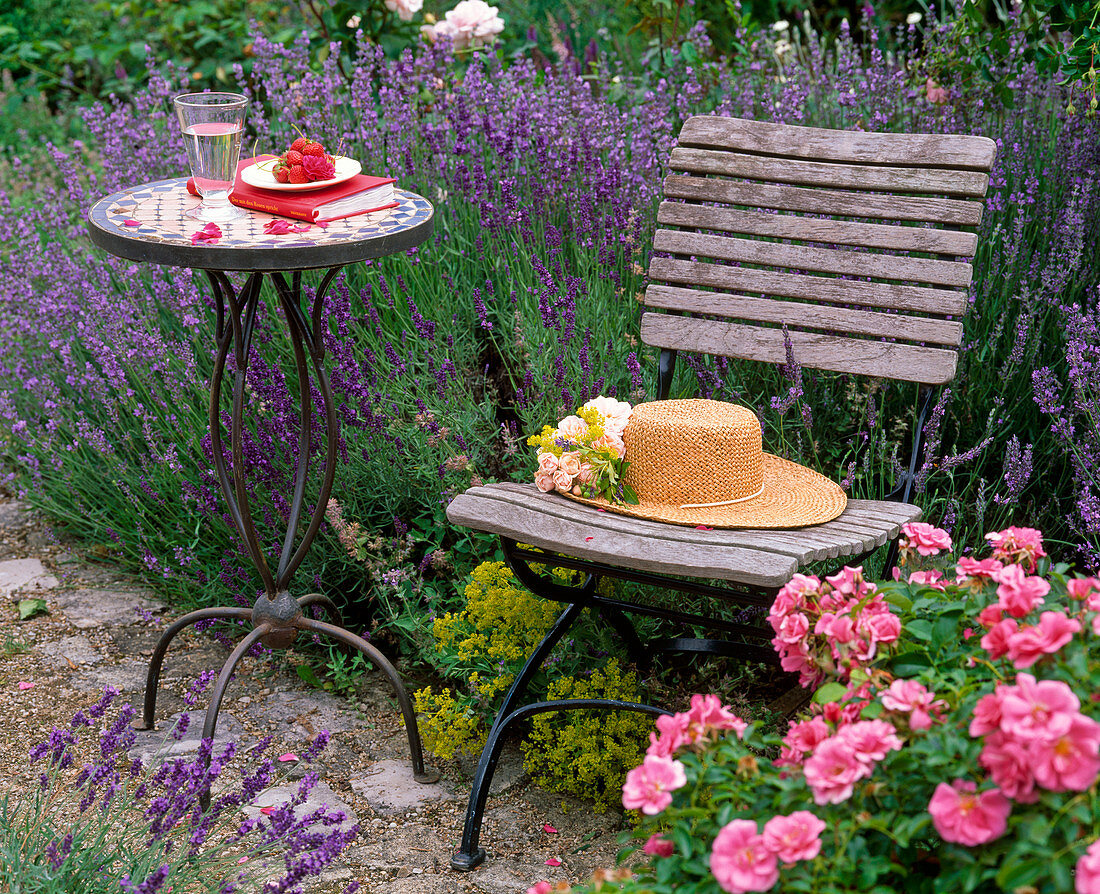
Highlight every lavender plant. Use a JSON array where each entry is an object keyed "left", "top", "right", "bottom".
[{"left": 0, "top": 682, "right": 357, "bottom": 894}]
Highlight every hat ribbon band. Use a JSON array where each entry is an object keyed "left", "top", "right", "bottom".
[{"left": 679, "top": 482, "right": 765, "bottom": 510}]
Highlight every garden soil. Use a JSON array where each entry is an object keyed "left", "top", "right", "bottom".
[{"left": 0, "top": 490, "right": 635, "bottom": 894}]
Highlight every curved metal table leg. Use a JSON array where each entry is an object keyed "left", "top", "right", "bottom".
[
  {"left": 297, "top": 592, "right": 344, "bottom": 627},
  {"left": 451, "top": 698, "right": 671, "bottom": 871},
  {"left": 198, "top": 624, "right": 271, "bottom": 810},
  {"left": 135, "top": 606, "right": 254, "bottom": 731},
  {"left": 297, "top": 616, "right": 439, "bottom": 784}
]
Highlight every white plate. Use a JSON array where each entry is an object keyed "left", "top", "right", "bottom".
[{"left": 239, "top": 155, "right": 362, "bottom": 192}]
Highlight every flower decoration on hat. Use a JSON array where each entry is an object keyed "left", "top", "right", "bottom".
[{"left": 527, "top": 396, "right": 637, "bottom": 505}]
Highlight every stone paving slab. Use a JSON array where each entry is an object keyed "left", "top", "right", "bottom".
[
  {"left": 0, "top": 557, "right": 58, "bottom": 601},
  {"left": 50, "top": 587, "right": 164, "bottom": 628},
  {"left": 36, "top": 634, "right": 104, "bottom": 666}
]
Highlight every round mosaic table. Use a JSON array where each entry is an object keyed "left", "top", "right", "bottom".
[{"left": 87, "top": 180, "right": 439, "bottom": 800}]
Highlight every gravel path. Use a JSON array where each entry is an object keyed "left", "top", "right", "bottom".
[{"left": 0, "top": 491, "right": 631, "bottom": 893}]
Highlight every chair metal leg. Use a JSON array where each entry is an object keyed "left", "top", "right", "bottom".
[
  {"left": 451, "top": 698, "right": 670, "bottom": 871},
  {"left": 296, "top": 616, "right": 439, "bottom": 784},
  {"left": 198, "top": 624, "right": 271, "bottom": 810},
  {"left": 135, "top": 607, "right": 254, "bottom": 731}
]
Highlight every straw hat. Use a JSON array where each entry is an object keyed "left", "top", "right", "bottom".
[{"left": 564, "top": 399, "right": 846, "bottom": 529}]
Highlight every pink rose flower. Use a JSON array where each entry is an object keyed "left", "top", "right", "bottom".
[
  {"left": 994, "top": 563, "right": 1049, "bottom": 617},
  {"left": 986, "top": 526, "right": 1047, "bottom": 571},
  {"left": 642, "top": 834, "right": 674, "bottom": 858},
  {"left": 384, "top": 0, "right": 422, "bottom": 21},
  {"left": 803, "top": 736, "right": 872, "bottom": 805},
  {"left": 762, "top": 811, "right": 826, "bottom": 864},
  {"left": 551, "top": 469, "right": 573, "bottom": 493},
  {"left": 557, "top": 450, "right": 582, "bottom": 478},
  {"left": 1005, "top": 611, "right": 1081, "bottom": 668},
  {"left": 815, "top": 612, "right": 855, "bottom": 644},
  {"left": 977, "top": 603, "right": 1004, "bottom": 627},
  {"left": 881, "top": 679, "right": 945, "bottom": 731},
  {"left": 774, "top": 611, "right": 810, "bottom": 645},
  {"left": 575, "top": 462, "right": 595, "bottom": 485},
  {"left": 999, "top": 673, "right": 1079, "bottom": 742},
  {"left": 1030, "top": 713, "right": 1100, "bottom": 792},
  {"left": 1068, "top": 576, "right": 1100, "bottom": 609},
  {"left": 979, "top": 732, "right": 1038, "bottom": 803},
  {"left": 928, "top": 779, "right": 1011, "bottom": 846},
  {"left": 555, "top": 415, "right": 587, "bottom": 443},
  {"left": 535, "top": 473, "right": 555, "bottom": 493},
  {"left": 969, "top": 691, "right": 1005, "bottom": 737},
  {"left": 581, "top": 395, "right": 633, "bottom": 437},
  {"left": 837, "top": 719, "right": 903, "bottom": 763},
  {"left": 647, "top": 712, "right": 691, "bottom": 758},
  {"left": 590, "top": 431, "right": 625, "bottom": 459},
  {"left": 824, "top": 565, "right": 868, "bottom": 596},
  {"left": 907, "top": 569, "right": 947, "bottom": 591},
  {"left": 1076, "top": 840, "right": 1100, "bottom": 894},
  {"left": 686, "top": 693, "right": 748, "bottom": 738},
  {"left": 302, "top": 153, "right": 336, "bottom": 181},
  {"left": 980, "top": 618, "right": 1018, "bottom": 660},
  {"left": 926, "top": 78, "right": 949, "bottom": 104},
  {"left": 956, "top": 556, "right": 1003, "bottom": 582},
  {"left": 536, "top": 452, "right": 559, "bottom": 475},
  {"left": 901, "top": 521, "right": 952, "bottom": 556},
  {"left": 622, "top": 755, "right": 687, "bottom": 815},
  {"left": 423, "top": 0, "right": 504, "bottom": 49},
  {"left": 864, "top": 611, "right": 901, "bottom": 644},
  {"left": 710, "top": 820, "right": 779, "bottom": 894}
]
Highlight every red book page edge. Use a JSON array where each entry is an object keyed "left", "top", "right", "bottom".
[{"left": 317, "top": 200, "right": 401, "bottom": 224}]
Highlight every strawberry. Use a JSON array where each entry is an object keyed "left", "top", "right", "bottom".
[
  {"left": 303, "top": 142, "right": 326, "bottom": 157},
  {"left": 287, "top": 165, "right": 308, "bottom": 184},
  {"left": 284, "top": 150, "right": 303, "bottom": 166},
  {"left": 274, "top": 167, "right": 290, "bottom": 183},
  {"left": 290, "top": 137, "right": 310, "bottom": 154}
]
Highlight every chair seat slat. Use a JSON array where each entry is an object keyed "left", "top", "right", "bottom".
[
  {"left": 670, "top": 147, "right": 991, "bottom": 198},
  {"left": 677, "top": 116, "right": 998, "bottom": 170},
  {"left": 663, "top": 174, "right": 984, "bottom": 226},
  {"left": 653, "top": 229, "right": 973, "bottom": 288},
  {"left": 641, "top": 313, "right": 959, "bottom": 384},
  {"left": 657, "top": 202, "right": 978, "bottom": 257},
  {"left": 649, "top": 257, "right": 969, "bottom": 316},
  {"left": 644, "top": 285, "right": 964, "bottom": 346}
]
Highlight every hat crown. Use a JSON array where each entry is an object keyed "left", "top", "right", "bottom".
[{"left": 623, "top": 400, "right": 764, "bottom": 507}]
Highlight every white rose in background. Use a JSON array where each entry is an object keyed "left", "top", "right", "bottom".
[
  {"left": 385, "top": 0, "right": 423, "bottom": 22},
  {"left": 422, "top": 0, "right": 504, "bottom": 50}
]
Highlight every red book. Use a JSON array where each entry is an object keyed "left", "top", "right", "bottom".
[{"left": 185, "top": 155, "right": 399, "bottom": 223}]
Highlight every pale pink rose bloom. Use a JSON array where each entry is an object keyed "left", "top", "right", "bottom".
[
  {"left": 575, "top": 462, "right": 595, "bottom": 485},
  {"left": 425, "top": 0, "right": 504, "bottom": 49},
  {"left": 1075, "top": 840, "right": 1100, "bottom": 894},
  {"left": 555, "top": 415, "right": 587, "bottom": 443},
  {"left": 1093, "top": 614, "right": 1100, "bottom": 636},
  {"left": 980, "top": 618, "right": 1018, "bottom": 661},
  {"left": 977, "top": 603, "right": 1005, "bottom": 627},
  {"left": 901, "top": 521, "right": 953, "bottom": 556},
  {"left": 803, "top": 736, "right": 872, "bottom": 805},
  {"left": 785, "top": 717, "right": 831, "bottom": 754},
  {"left": 815, "top": 612, "right": 855, "bottom": 644},
  {"left": 642, "top": 834, "right": 675, "bottom": 858},
  {"left": 647, "top": 711, "right": 691, "bottom": 758},
  {"left": 926, "top": 78, "right": 949, "bottom": 104},
  {"left": 928, "top": 779, "right": 1011, "bottom": 846},
  {"left": 881, "top": 679, "right": 945, "bottom": 730},
  {"left": 865, "top": 610, "right": 901, "bottom": 643},
  {"left": 621, "top": 755, "right": 687, "bottom": 815},
  {"left": 686, "top": 693, "right": 748, "bottom": 737},
  {"left": 557, "top": 451, "right": 582, "bottom": 478},
  {"left": 979, "top": 732, "right": 1038, "bottom": 803},
  {"left": 535, "top": 473, "right": 555, "bottom": 493},
  {"left": 969, "top": 691, "right": 1005, "bottom": 737},
  {"left": 824, "top": 565, "right": 865, "bottom": 596},
  {"left": 999, "top": 673, "right": 1079, "bottom": 742},
  {"left": 1006, "top": 611, "right": 1081, "bottom": 668},
  {"left": 956, "top": 556, "right": 1003, "bottom": 581},
  {"left": 709, "top": 820, "right": 779, "bottom": 894},
  {"left": 776, "top": 646, "right": 823, "bottom": 688},
  {"left": 590, "top": 431, "right": 625, "bottom": 458},
  {"left": 774, "top": 611, "right": 810, "bottom": 645},
  {"left": 581, "top": 395, "right": 633, "bottom": 436},
  {"left": 762, "top": 811, "right": 826, "bottom": 863},
  {"left": 384, "top": 0, "right": 422, "bottom": 20},
  {"left": 986, "top": 525, "right": 1047, "bottom": 570},
  {"left": 994, "top": 563, "right": 1049, "bottom": 617},
  {"left": 837, "top": 719, "right": 903, "bottom": 763},
  {"left": 536, "top": 451, "right": 559, "bottom": 475},
  {"left": 1030, "top": 713, "right": 1100, "bottom": 792},
  {"left": 1067, "top": 576, "right": 1100, "bottom": 603},
  {"left": 907, "top": 569, "right": 947, "bottom": 591},
  {"left": 552, "top": 469, "right": 573, "bottom": 493}
]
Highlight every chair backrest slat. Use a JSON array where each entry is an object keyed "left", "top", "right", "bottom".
[{"left": 644, "top": 116, "right": 997, "bottom": 383}]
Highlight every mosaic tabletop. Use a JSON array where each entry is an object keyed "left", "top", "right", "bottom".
[{"left": 87, "top": 179, "right": 434, "bottom": 272}]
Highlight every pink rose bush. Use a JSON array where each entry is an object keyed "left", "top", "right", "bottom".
[
  {"left": 527, "top": 397, "right": 636, "bottom": 504},
  {"left": 421, "top": 0, "right": 504, "bottom": 50},
  {"left": 571, "top": 526, "right": 1100, "bottom": 894}
]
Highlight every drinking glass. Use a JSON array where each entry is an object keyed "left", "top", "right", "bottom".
[{"left": 174, "top": 92, "right": 248, "bottom": 222}]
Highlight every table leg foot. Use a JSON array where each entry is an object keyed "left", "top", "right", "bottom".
[{"left": 450, "top": 848, "right": 487, "bottom": 872}]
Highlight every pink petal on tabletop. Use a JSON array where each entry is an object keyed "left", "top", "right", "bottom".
[
  {"left": 584, "top": 537, "right": 593, "bottom": 542},
  {"left": 191, "top": 223, "right": 222, "bottom": 245},
  {"left": 123, "top": 219, "right": 141, "bottom": 227},
  {"left": 291, "top": 224, "right": 312, "bottom": 233},
  {"left": 695, "top": 525, "right": 714, "bottom": 531},
  {"left": 263, "top": 219, "right": 293, "bottom": 235},
  {"left": 543, "top": 824, "right": 558, "bottom": 834},
  {"left": 544, "top": 857, "right": 562, "bottom": 866},
  {"left": 278, "top": 753, "right": 299, "bottom": 762},
  {"left": 17, "top": 681, "right": 34, "bottom": 690}
]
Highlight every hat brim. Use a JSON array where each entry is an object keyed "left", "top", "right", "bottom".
[{"left": 561, "top": 453, "right": 847, "bottom": 529}]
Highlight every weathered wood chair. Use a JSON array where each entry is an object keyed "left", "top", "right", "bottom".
[{"left": 446, "top": 115, "right": 997, "bottom": 869}]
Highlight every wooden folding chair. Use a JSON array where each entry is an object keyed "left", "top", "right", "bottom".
[{"left": 445, "top": 115, "right": 997, "bottom": 869}]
